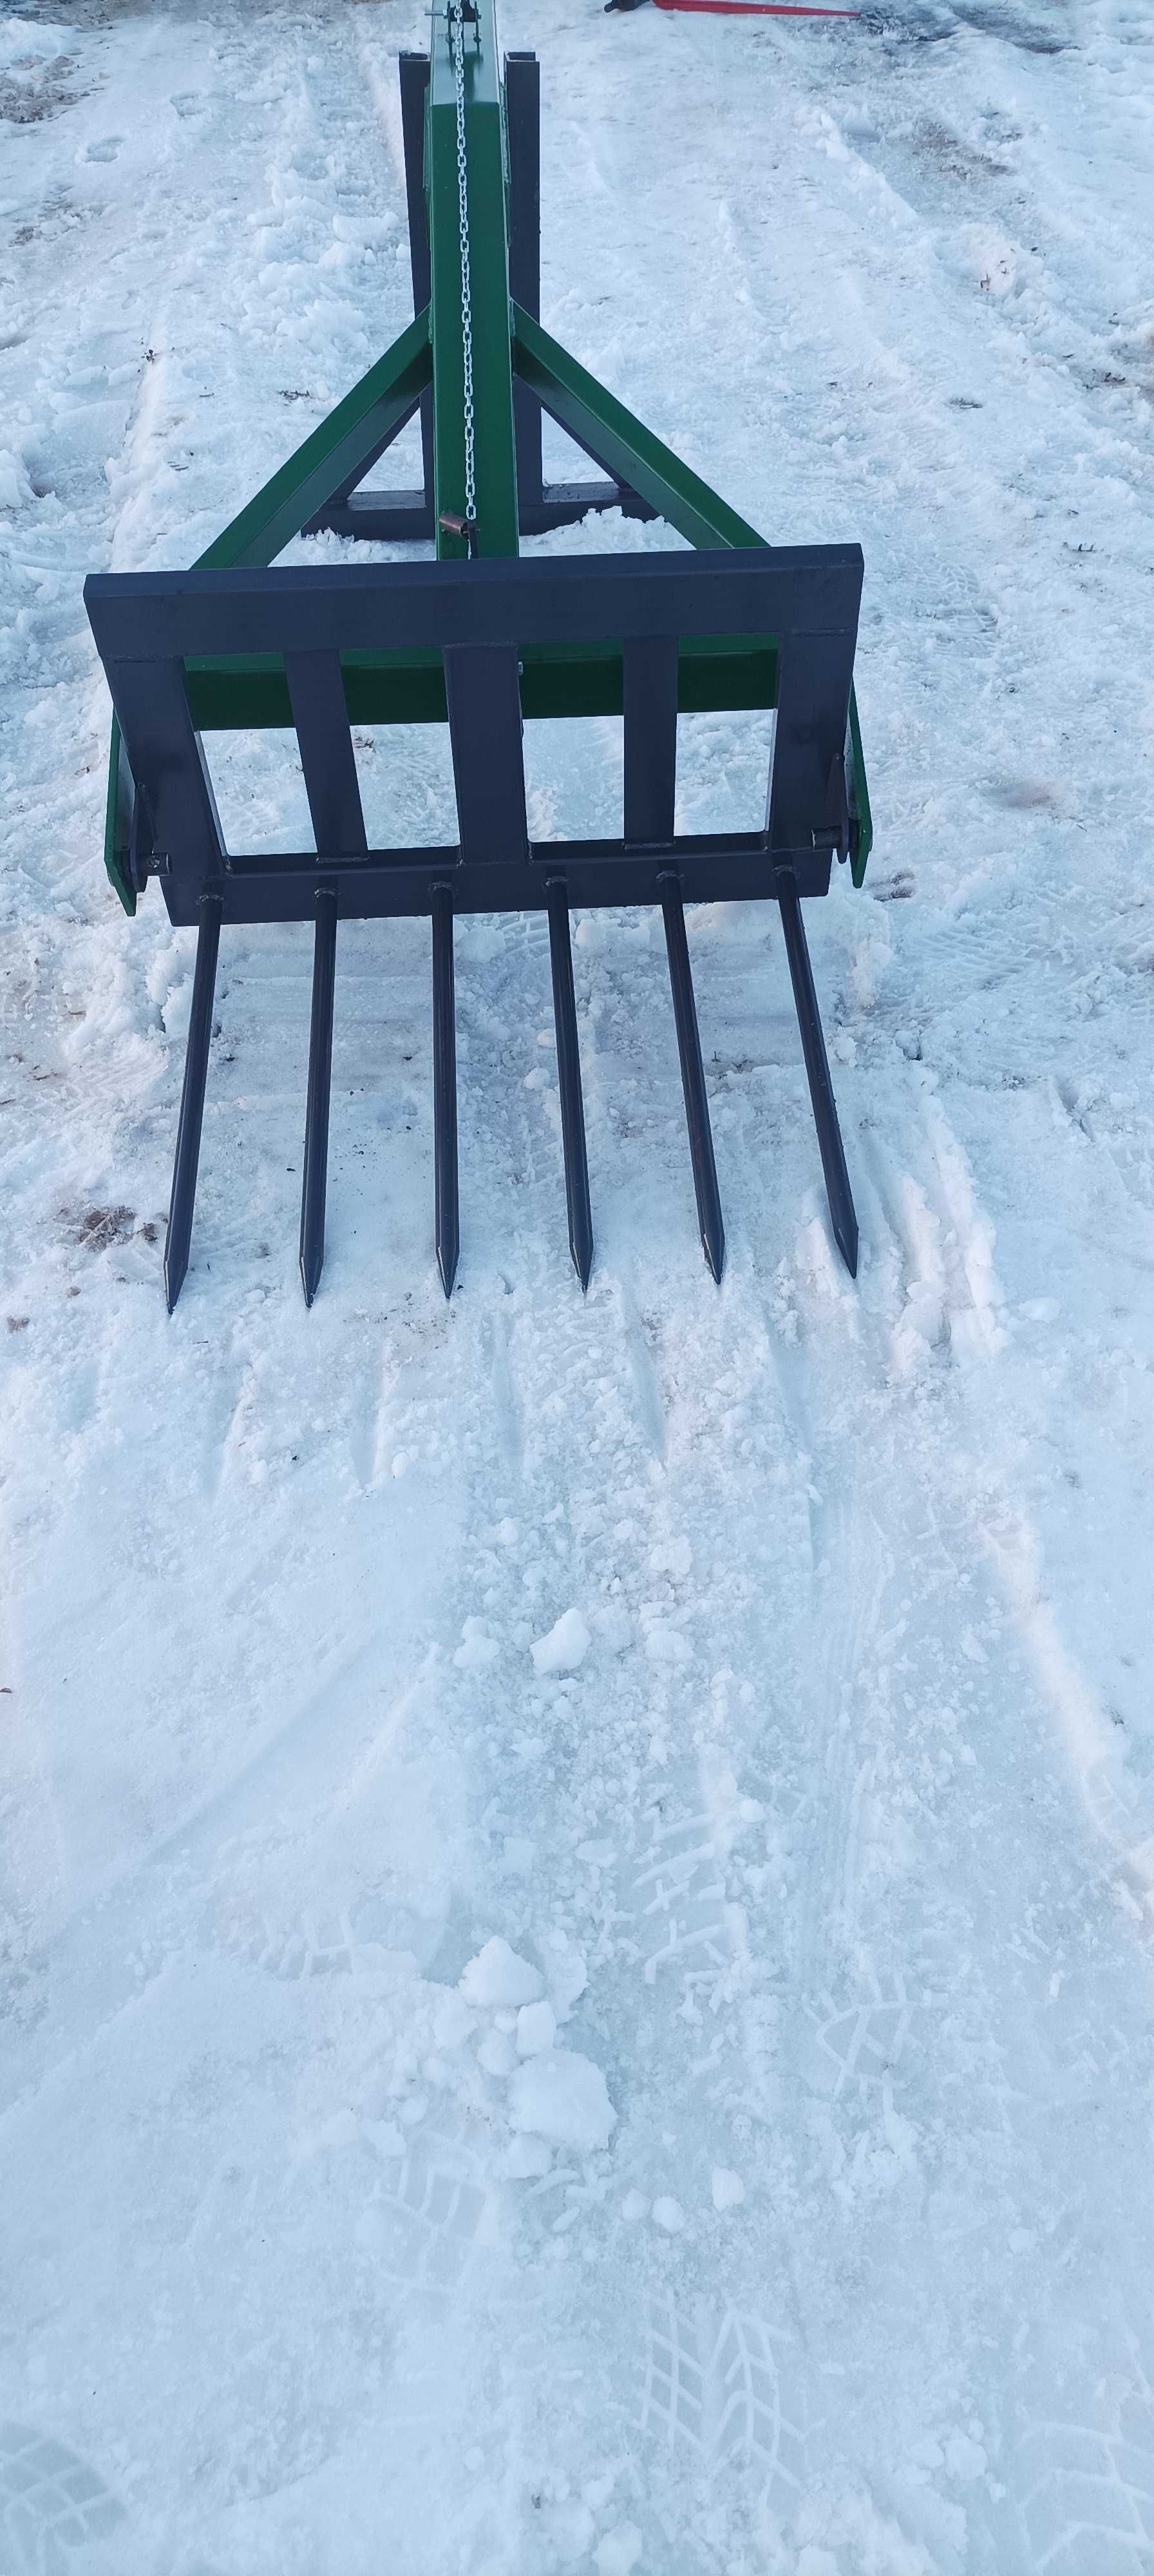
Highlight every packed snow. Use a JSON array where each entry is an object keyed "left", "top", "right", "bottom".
[{"left": 3, "top": 0, "right": 1154, "bottom": 2571}]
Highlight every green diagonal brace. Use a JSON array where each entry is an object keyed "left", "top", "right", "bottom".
[
  {"left": 196, "top": 309, "right": 431, "bottom": 573},
  {"left": 512, "top": 302, "right": 872, "bottom": 880},
  {"left": 102, "top": 312, "right": 432, "bottom": 911},
  {"left": 513, "top": 304, "right": 764, "bottom": 551}
]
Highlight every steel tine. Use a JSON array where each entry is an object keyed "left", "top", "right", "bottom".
[
  {"left": 777, "top": 873, "right": 858, "bottom": 1277},
  {"left": 164, "top": 895, "right": 222, "bottom": 1313},
  {"left": 432, "top": 882, "right": 459, "bottom": 1297},
  {"left": 299, "top": 886, "right": 338, "bottom": 1307},
  {"left": 658, "top": 875, "right": 724, "bottom": 1282},
  {"left": 545, "top": 879, "right": 593, "bottom": 1289}
]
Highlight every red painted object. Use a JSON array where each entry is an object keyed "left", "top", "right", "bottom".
[{"left": 654, "top": 1, "right": 858, "bottom": 15}]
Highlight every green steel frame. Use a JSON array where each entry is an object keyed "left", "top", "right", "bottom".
[{"left": 102, "top": 0, "right": 871, "bottom": 914}]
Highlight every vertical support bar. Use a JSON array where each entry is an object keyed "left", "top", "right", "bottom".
[
  {"left": 506, "top": 53, "right": 544, "bottom": 517},
  {"left": 285, "top": 652, "right": 368, "bottom": 858},
  {"left": 432, "top": 882, "right": 459, "bottom": 1296},
  {"left": 658, "top": 875, "right": 724, "bottom": 1283},
  {"left": 545, "top": 879, "right": 593, "bottom": 1289},
  {"left": 428, "top": 0, "right": 520, "bottom": 558},
  {"left": 399, "top": 52, "right": 435, "bottom": 511},
  {"left": 164, "top": 895, "right": 222, "bottom": 1313},
  {"left": 299, "top": 887, "right": 338, "bottom": 1307},
  {"left": 443, "top": 643, "right": 528, "bottom": 866},
  {"left": 623, "top": 636, "right": 678, "bottom": 844},
  {"left": 777, "top": 875, "right": 858, "bottom": 1276}
]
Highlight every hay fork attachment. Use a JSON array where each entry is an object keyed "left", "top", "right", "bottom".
[{"left": 86, "top": 0, "right": 873, "bottom": 1307}]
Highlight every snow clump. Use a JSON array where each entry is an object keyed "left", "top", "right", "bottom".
[
  {"left": 459, "top": 1937, "right": 544, "bottom": 2009},
  {"left": 516, "top": 2000, "right": 556, "bottom": 2056},
  {"left": 509, "top": 2049, "right": 616, "bottom": 2152},
  {"left": 530, "top": 1606, "right": 591, "bottom": 1674}
]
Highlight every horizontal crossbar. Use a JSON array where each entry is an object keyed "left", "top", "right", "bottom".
[
  {"left": 151, "top": 838, "right": 835, "bottom": 929},
  {"left": 86, "top": 545, "right": 860, "bottom": 658},
  {"left": 305, "top": 480, "right": 654, "bottom": 544},
  {"left": 180, "top": 637, "right": 779, "bottom": 730}
]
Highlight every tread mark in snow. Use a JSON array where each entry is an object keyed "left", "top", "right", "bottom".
[
  {"left": 242, "top": 1913, "right": 367, "bottom": 1979},
  {"left": 0, "top": 2425, "right": 125, "bottom": 2574},
  {"left": 1018, "top": 2366, "right": 1154, "bottom": 2571},
  {"left": 638, "top": 2298, "right": 806, "bottom": 2509},
  {"left": 807, "top": 1982, "right": 916, "bottom": 2097},
  {"left": 630, "top": 1812, "right": 732, "bottom": 1987},
  {"left": 373, "top": 2115, "right": 492, "bottom": 2304}
]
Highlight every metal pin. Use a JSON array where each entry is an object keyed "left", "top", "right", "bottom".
[
  {"left": 659, "top": 876, "right": 724, "bottom": 1282},
  {"left": 777, "top": 873, "right": 858, "bottom": 1276},
  {"left": 164, "top": 895, "right": 223, "bottom": 1313},
  {"left": 546, "top": 880, "right": 593, "bottom": 1289},
  {"left": 432, "top": 882, "right": 459, "bottom": 1296},
  {"left": 299, "top": 887, "right": 338, "bottom": 1307}
]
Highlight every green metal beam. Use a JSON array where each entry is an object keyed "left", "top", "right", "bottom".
[
  {"left": 428, "top": 0, "right": 519, "bottom": 558},
  {"left": 181, "top": 636, "right": 777, "bottom": 733},
  {"left": 195, "top": 310, "right": 431, "bottom": 573},
  {"left": 512, "top": 304, "right": 764, "bottom": 551}
]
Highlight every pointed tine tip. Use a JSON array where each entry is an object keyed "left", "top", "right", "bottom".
[
  {"left": 703, "top": 1224, "right": 725, "bottom": 1285},
  {"left": 163, "top": 1258, "right": 183, "bottom": 1314},
  {"left": 571, "top": 1232, "right": 593, "bottom": 1293},
  {"left": 835, "top": 1217, "right": 859, "bottom": 1280},
  {"left": 299, "top": 1256, "right": 319, "bottom": 1309},
  {"left": 438, "top": 1240, "right": 459, "bottom": 1300}
]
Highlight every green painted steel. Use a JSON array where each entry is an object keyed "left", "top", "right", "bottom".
[
  {"left": 513, "top": 304, "right": 766, "bottom": 551},
  {"left": 847, "top": 678, "right": 872, "bottom": 886},
  {"left": 428, "top": 0, "right": 520, "bottom": 558},
  {"left": 182, "top": 637, "right": 778, "bottom": 734},
  {"left": 196, "top": 312, "right": 431, "bottom": 574},
  {"left": 104, "top": 718, "right": 137, "bottom": 916},
  {"left": 100, "top": 0, "right": 871, "bottom": 911}
]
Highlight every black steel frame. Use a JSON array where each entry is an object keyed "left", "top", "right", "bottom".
[{"left": 84, "top": 544, "right": 862, "bottom": 1308}]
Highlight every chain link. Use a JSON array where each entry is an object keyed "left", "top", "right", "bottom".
[{"left": 449, "top": 0, "right": 477, "bottom": 538}]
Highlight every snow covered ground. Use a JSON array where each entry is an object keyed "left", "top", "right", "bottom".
[{"left": 3, "top": 0, "right": 1154, "bottom": 2567}]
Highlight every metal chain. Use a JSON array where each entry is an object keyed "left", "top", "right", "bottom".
[{"left": 449, "top": 0, "right": 477, "bottom": 538}]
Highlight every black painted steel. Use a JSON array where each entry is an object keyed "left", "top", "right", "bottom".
[
  {"left": 443, "top": 643, "right": 529, "bottom": 868},
  {"left": 285, "top": 653, "right": 368, "bottom": 858},
  {"left": 88, "top": 545, "right": 861, "bottom": 665},
  {"left": 84, "top": 543, "right": 865, "bottom": 1297},
  {"left": 317, "top": 482, "right": 640, "bottom": 542},
  {"left": 546, "top": 880, "right": 593, "bottom": 1289},
  {"left": 164, "top": 895, "right": 222, "bottom": 1312},
  {"left": 506, "top": 53, "right": 544, "bottom": 518},
  {"left": 299, "top": 887, "right": 338, "bottom": 1306},
  {"left": 659, "top": 876, "right": 724, "bottom": 1283},
  {"left": 623, "top": 634, "right": 678, "bottom": 844},
  {"left": 777, "top": 873, "right": 858, "bottom": 1276},
  {"left": 399, "top": 50, "right": 436, "bottom": 518},
  {"left": 432, "top": 882, "right": 459, "bottom": 1297}
]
